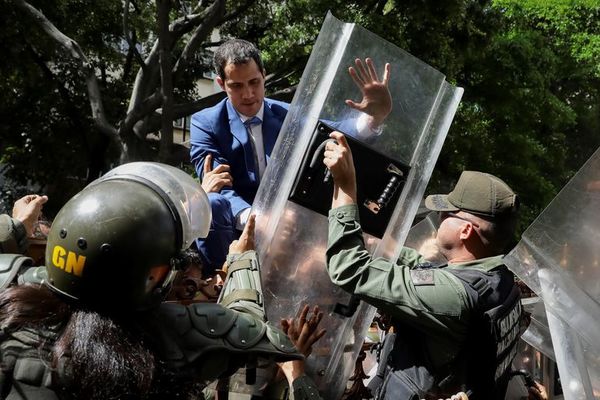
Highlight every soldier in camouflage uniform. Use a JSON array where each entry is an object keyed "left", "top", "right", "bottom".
[
  {"left": 323, "top": 132, "right": 523, "bottom": 400},
  {"left": 0, "top": 163, "right": 322, "bottom": 400}
]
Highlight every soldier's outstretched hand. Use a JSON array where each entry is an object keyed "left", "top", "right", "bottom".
[{"left": 346, "top": 58, "right": 392, "bottom": 127}]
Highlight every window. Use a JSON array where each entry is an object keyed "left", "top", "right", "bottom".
[{"left": 173, "top": 116, "right": 191, "bottom": 129}]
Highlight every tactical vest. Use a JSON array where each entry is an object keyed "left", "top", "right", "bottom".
[
  {"left": 0, "top": 328, "right": 62, "bottom": 400},
  {"left": 0, "top": 255, "right": 62, "bottom": 399},
  {"left": 371, "top": 264, "right": 522, "bottom": 400}
]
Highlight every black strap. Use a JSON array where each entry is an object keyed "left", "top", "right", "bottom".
[
  {"left": 367, "top": 332, "right": 396, "bottom": 395},
  {"left": 446, "top": 268, "right": 498, "bottom": 307},
  {"left": 414, "top": 261, "right": 447, "bottom": 269},
  {"left": 470, "top": 277, "right": 493, "bottom": 298}
]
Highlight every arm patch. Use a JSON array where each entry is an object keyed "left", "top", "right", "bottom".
[{"left": 410, "top": 269, "right": 435, "bottom": 286}]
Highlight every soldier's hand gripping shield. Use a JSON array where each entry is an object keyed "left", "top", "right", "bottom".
[
  {"left": 45, "top": 162, "right": 211, "bottom": 311},
  {"left": 252, "top": 13, "right": 463, "bottom": 400},
  {"left": 504, "top": 147, "right": 600, "bottom": 399}
]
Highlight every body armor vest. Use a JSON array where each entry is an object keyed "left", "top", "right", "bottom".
[
  {"left": 0, "top": 327, "right": 63, "bottom": 400},
  {"left": 372, "top": 264, "right": 522, "bottom": 400}
]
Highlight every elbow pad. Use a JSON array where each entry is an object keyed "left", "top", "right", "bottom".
[{"left": 146, "top": 302, "right": 303, "bottom": 384}]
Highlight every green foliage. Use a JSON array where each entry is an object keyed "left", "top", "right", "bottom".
[
  {"left": 0, "top": 0, "right": 212, "bottom": 213},
  {"left": 479, "top": 0, "right": 600, "bottom": 231},
  {"left": 225, "top": 0, "right": 600, "bottom": 233}
]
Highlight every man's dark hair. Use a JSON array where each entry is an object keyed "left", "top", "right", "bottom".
[{"left": 213, "top": 39, "right": 265, "bottom": 80}]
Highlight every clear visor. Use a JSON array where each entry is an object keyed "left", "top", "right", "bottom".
[{"left": 95, "top": 162, "right": 211, "bottom": 249}]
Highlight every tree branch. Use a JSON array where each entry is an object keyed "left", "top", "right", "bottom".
[
  {"left": 172, "top": 0, "right": 226, "bottom": 81},
  {"left": 129, "top": 0, "right": 224, "bottom": 118},
  {"left": 128, "top": 41, "right": 161, "bottom": 114},
  {"left": 123, "top": 0, "right": 147, "bottom": 72},
  {"left": 156, "top": 0, "right": 174, "bottom": 162},
  {"left": 170, "top": 2, "right": 222, "bottom": 39},
  {"left": 122, "top": 29, "right": 137, "bottom": 78},
  {"left": 121, "top": 90, "right": 163, "bottom": 139},
  {"left": 11, "top": 0, "right": 123, "bottom": 153},
  {"left": 191, "top": 0, "right": 206, "bottom": 14},
  {"left": 221, "top": 0, "right": 258, "bottom": 23},
  {"left": 141, "top": 93, "right": 226, "bottom": 136}
]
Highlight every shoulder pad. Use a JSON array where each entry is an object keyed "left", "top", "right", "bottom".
[
  {"left": 0, "top": 254, "right": 34, "bottom": 290},
  {"left": 0, "top": 329, "right": 58, "bottom": 395},
  {"left": 153, "top": 302, "right": 219, "bottom": 365},
  {"left": 225, "top": 312, "right": 267, "bottom": 349},
  {"left": 265, "top": 323, "right": 297, "bottom": 354},
  {"left": 189, "top": 302, "right": 237, "bottom": 337}
]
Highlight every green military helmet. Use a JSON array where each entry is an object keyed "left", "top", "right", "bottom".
[{"left": 45, "top": 162, "right": 211, "bottom": 311}]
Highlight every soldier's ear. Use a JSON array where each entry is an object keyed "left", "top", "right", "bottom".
[{"left": 459, "top": 222, "right": 475, "bottom": 241}]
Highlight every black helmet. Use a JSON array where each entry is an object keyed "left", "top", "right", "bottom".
[{"left": 45, "top": 162, "right": 211, "bottom": 311}]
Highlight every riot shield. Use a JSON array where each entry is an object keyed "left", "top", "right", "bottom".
[
  {"left": 404, "top": 211, "right": 447, "bottom": 264},
  {"left": 520, "top": 298, "right": 555, "bottom": 363},
  {"left": 504, "top": 146, "right": 600, "bottom": 399},
  {"left": 253, "top": 13, "right": 463, "bottom": 399}
]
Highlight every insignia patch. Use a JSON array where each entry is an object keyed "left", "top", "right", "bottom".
[{"left": 410, "top": 269, "right": 435, "bottom": 286}]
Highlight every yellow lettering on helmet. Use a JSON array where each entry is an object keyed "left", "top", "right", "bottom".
[
  {"left": 65, "top": 252, "right": 86, "bottom": 277},
  {"left": 51, "top": 246, "right": 86, "bottom": 277},
  {"left": 52, "top": 246, "right": 67, "bottom": 269}
]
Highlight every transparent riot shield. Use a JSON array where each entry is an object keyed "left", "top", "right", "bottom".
[
  {"left": 253, "top": 15, "right": 462, "bottom": 399},
  {"left": 404, "top": 211, "right": 447, "bottom": 264},
  {"left": 504, "top": 146, "right": 600, "bottom": 399},
  {"left": 253, "top": 14, "right": 462, "bottom": 399},
  {"left": 252, "top": 13, "right": 463, "bottom": 399},
  {"left": 520, "top": 298, "right": 555, "bottom": 363}
]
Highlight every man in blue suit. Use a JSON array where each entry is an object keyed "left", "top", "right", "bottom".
[{"left": 190, "top": 39, "right": 391, "bottom": 274}]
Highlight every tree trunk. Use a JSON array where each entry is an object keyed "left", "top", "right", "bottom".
[{"left": 156, "top": 0, "right": 174, "bottom": 163}]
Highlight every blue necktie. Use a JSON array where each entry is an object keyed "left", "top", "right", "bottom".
[
  {"left": 244, "top": 116, "right": 262, "bottom": 128},
  {"left": 244, "top": 116, "right": 265, "bottom": 179}
]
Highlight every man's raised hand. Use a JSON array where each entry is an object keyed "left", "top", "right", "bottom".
[
  {"left": 346, "top": 58, "right": 392, "bottom": 127},
  {"left": 201, "top": 154, "right": 233, "bottom": 193},
  {"left": 12, "top": 194, "right": 48, "bottom": 237}
]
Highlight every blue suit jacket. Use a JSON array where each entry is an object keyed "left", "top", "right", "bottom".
[{"left": 190, "top": 98, "right": 289, "bottom": 217}]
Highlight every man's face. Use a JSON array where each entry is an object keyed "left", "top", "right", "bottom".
[
  {"left": 167, "top": 263, "right": 204, "bottom": 302},
  {"left": 217, "top": 59, "right": 265, "bottom": 117}
]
